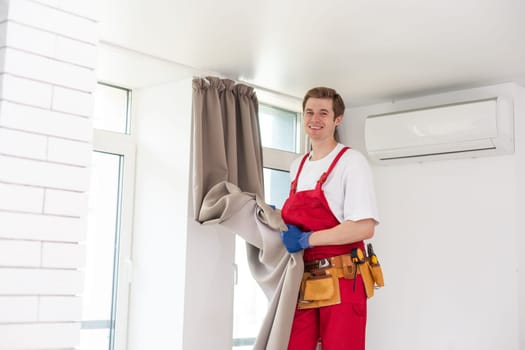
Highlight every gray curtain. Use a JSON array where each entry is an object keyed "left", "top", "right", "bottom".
[{"left": 192, "top": 76, "right": 264, "bottom": 220}]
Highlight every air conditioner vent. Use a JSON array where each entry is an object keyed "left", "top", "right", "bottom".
[{"left": 365, "top": 97, "right": 514, "bottom": 164}]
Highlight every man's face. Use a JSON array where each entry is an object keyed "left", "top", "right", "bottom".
[{"left": 303, "top": 97, "right": 342, "bottom": 142}]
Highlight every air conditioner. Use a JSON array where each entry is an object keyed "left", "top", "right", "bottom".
[{"left": 364, "top": 97, "right": 514, "bottom": 163}]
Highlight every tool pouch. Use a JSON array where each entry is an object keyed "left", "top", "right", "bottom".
[
  {"left": 298, "top": 269, "right": 341, "bottom": 310},
  {"left": 359, "top": 262, "right": 375, "bottom": 298},
  {"left": 369, "top": 262, "right": 384, "bottom": 287}
]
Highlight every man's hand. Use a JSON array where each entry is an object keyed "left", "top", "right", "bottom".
[{"left": 280, "top": 224, "right": 312, "bottom": 253}]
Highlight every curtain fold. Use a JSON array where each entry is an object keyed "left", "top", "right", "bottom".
[{"left": 192, "top": 76, "right": 264, "bottom": 220}]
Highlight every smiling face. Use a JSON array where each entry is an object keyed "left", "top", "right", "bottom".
[{"left": 303, "top": 97, "right": 342, "bottom": 142}]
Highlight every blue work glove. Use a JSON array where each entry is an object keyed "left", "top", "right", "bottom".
[{"left": 280, "top": 224, "right": 312, "bottom": 253}]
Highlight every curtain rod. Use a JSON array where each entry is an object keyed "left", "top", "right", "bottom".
[{"left": 99, "top": 40, "right": 301, "bottom": 102}]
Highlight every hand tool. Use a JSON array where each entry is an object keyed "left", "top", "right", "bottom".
[
  {"left": 350, "top": 247, "right": 365, "bottom": 291},
  {"left": 367, "top": 243, "right": 378, "bottom": 265},
  {"left": 366, "top": 243, "right": 384, "bottom": 287}
]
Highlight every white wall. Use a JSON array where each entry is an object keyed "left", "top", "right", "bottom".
[
  {"left": 183, "top": 217, "right": 236, "bottom": 349},
  {"left": 0, "top": 1, "right": 96, "bottom": 349},
  {"left": 129, "top": 79, "right": 193, "bottom": 350},
  {"left": 516, "top": 87, "right": 525, "bottom": 350},
  {"left": 341, "top": 83, "right": 524, "bottom": 350}
]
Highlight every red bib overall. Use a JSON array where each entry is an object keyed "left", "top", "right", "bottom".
[{"left": 281, "top": 146, "right": 367, "bottom": 350}]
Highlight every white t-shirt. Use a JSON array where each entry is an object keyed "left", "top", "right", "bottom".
[{"left": 290, "top": 143, "right": 380, "bottom": 224}]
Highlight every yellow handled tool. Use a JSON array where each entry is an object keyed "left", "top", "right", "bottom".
[
  {"left": 350, "top": 247, "right": 365, "bottom": 264},
  {"left": 367, "top": 243, "right": 378, "bottom": 265},
  {"left": 350, "top": 248, "right": 365, "bottom": 291},
  {"left": 366, "top": 243, "right": 384, "bottom": 287}
]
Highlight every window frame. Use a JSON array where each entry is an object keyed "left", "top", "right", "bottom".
[{"left": 88, "top": 83, "right": 136, "bottom": 350}]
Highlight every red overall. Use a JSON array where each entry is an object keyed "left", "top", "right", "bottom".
[{"left": 281, "top": 147, "right": 367, "bottom": 350}]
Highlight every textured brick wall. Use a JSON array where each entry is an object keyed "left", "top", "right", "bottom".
[{"left": 0, "top": 1, "right": 96, "bottom": 348}]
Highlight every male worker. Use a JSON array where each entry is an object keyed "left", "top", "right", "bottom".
[{"left": 280, "top": 87, "right": 379, "bottom": 350}]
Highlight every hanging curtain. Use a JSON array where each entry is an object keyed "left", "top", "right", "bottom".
[{"left": 192, "top": 76, "right": 264, "bottom": 220}]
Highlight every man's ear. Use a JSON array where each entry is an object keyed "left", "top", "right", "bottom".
[{"left": 334, "top": 115, "right": 343, "bottom": 126}]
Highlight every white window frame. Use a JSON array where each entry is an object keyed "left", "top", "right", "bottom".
[{"left": 90, "top": 84, "right": 136, "bottom": 350}]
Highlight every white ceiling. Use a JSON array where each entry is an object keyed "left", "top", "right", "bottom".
[{"left": 98, "top": 0, "right": 525, "bottom": 106}]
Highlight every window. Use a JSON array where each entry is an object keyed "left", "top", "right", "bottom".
[
  {"left": 259, "top": 104, "right": 299, "bottom": 153},
  {"left": 82, "top": 83, "right": 135, "bottom": 350},
  {"left": 93, "top": 83, "right": 131, "bottom": 134},
  {"left": 232, "top": 102, "right": 305, "bottom": 349}
]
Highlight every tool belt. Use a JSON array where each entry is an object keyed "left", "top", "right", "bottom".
[{"left": 298, "top": 247, "right": 385, "bottom": 310}]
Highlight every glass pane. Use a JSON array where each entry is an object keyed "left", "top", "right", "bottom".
[
  {"left": 259, "top": 104, "right": 298, "bottom": 152},
  {"left": 232, "top": 235, "right": 267, "bottom": 349},
  {"left": 263, "top": 168, "right": 290, "bottom": 209},
  {"left": 82, "top": 151, "right": 122, "bottom": 350},
  {"left": 93, "top": 83, "right": 130, "bottom": 134},
  {"left": 232, "top": 168, "right": 290, "bottom": 349}
]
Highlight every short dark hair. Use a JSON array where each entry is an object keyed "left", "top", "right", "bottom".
[{"left": 302, "top": 87, "right": 346, "bottom": 118}]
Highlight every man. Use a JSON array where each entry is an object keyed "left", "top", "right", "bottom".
[{"left": 280, "top": 87, "right": 379, "bottom": 350}]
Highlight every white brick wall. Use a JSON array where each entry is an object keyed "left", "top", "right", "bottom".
[
  {"left": 48, "top": 137, "right": 92, "bottom": 166},
  {"left": 0, "top": 240, "right": 41, "bottom": 267},
  {"left": 53, "top": 86, "right": 94, "bottom": 117},
  {"left": 0, "top": 323, "right": 81, "bottom": 349},
  {"left": 0, "top": 211, "right": 86, "bottom": 242},
  {"left": 0, "top": 128, "right": 48, "bottom": 160},
  {"left": 0, "top": 1, "right": 96, "bottom": 349},
  {"left": 44, "top": 189, "right": 88, "bottom": 217},
  {"left": 42, "top": 242, "right": 85, "bottom": 268},
  {"left": 0, "top": 183, "right": 44, "bottom": 212},
  {"left": 0, "top": 296, "right": 38, "bottom": 322},
  {"left": 1, "top": 21, "right": 56, "bottom": 57},
  {"left": 0, "top": 155, "right": 90, "bottom": 190},
  {"left": 8, "top": 0, "right": 97, "bottom": 43},
  {"left": 39, "top": 296, "right": 82, "bottom": 321},
  {"left": 0, "top": 73, "right": 54, "bottom": 108},
  {"left": 0, "top": 101, "right": 93, "bottom": 141},
  {"left": 3, "top": 47, "right": 94, "bottom": 91},
  {"left": 0, "top": 295, "right": 82, "bottom": 322},
  {"left": 0, "top": 268, "right": 84, "bottom": 295}
]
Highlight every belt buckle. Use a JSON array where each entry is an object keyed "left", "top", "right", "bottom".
[{"left": 318, "top": 258, "right": 330, "bottom": 269}]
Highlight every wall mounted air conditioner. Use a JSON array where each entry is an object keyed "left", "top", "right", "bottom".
[{"left": 364, "top": 97, "right": 514, "bottom": 163}]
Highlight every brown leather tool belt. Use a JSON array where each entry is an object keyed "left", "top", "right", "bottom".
[{"left": 304, "top": 253, "right": 361, "bottom": 280}]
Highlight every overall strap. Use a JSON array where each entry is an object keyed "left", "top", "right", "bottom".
[
  {"left": 316, "top": 146, "right": 350, "bottom": 187},
  {"left": 289, "top": 153, "right": 310, "bottom": 195}
]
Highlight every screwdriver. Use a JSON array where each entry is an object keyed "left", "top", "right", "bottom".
[{"left": 350, "top": 247, "right": 365, "bottom": 291}]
